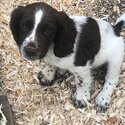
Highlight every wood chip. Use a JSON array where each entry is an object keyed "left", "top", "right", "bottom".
[{"left": 1, "top": 0, "right": 125, "bottom": 125}]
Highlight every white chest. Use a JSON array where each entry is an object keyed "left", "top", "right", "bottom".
[{"left": 44, "top": 48, "right": 75, "bottom": 70}]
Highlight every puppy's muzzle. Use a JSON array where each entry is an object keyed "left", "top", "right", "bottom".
[{"left": 24, "top": 42, "right": 38, "bottom": 57}]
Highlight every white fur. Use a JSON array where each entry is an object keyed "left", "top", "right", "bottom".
[
  {"left": 70, "top": 16, "right": 87, "bottom": 51},
  {"left": 44, "top": 46, "right": 75, "bottom": 69},
  {"left": 116, "top": 13, "right": 125, "bottom": 25},
  {"left": 71, "top": 64, "right": 93, "bottom": 107},
  {"left": 26, "top": 10, "right": 43, "bottom": 42},
  {"left": 0, "top": 105, "right": 7, "bottom": 125},
  {"left": 92, "top": 19, "right": 123, "bottom": 67},
  {"left": 40, "top": 63, "right": 57, "bottom": 82},
  {"left": 95, "top": 36, "right": 124, "bottom": 109}
]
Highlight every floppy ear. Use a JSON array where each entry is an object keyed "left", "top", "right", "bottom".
[
  {"left": 10, "top": 6, "right": 24, "bottom": 45},
  {"left": 54, "top": 11, "right": 76, "bottom": 57}
]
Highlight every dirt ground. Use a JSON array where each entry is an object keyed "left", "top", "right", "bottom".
[{"left": 0, "top": 0, "right": 125, "bottom": 125}]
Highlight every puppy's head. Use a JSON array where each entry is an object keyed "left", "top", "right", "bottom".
[{"left": 10, "top": 2, "right": 74, "bottom": 60}]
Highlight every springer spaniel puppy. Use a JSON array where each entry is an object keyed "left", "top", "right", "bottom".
[{"left": 10, "top": 2, "right": 125, "bottom": 111}]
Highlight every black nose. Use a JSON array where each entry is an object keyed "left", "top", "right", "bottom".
[{"left": 24, "top": 42, "right": 38, "bottom": 56}]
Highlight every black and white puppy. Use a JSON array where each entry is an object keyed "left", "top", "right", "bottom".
[{"left": 10, "top": 2, "right": 125, "bottom": 111}]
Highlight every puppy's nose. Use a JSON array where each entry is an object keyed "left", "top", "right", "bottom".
[{"left": 24, "top": 42, "right": 38, "bottom": 56}]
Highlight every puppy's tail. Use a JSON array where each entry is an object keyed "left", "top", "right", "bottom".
[{"left": 114, "top": 13, "right": 125, "bottom": 36}]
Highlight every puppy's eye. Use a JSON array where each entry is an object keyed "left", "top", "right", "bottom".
[
  {"left": 20, "top": 20, "right": 33, "bottom": 32},
  {"left": 43, "top": 28, "right": 52, "bottom": 35},
  {"left": 21, "top": 24, "right": 30, "bottom": 32}
]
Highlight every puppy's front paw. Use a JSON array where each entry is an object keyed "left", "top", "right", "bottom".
[
  {"left": 38, "top": 71, "right": 54, "bottom": 86},
  {"left": 95, "top": 93, "right": 110, "bottom": 112},
  {"left": 71, "top": 89, "right": 91, "bottom": 109}
]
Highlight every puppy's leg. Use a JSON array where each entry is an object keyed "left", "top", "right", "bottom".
[
  {"left": 96, "top": 44, "right": 124, "bottom": 111},
  {"left": 71, "top": 65, "right": 93, "bottom": 108},
  {"left": 38, "top": 63, "right": 57, "bottom": 86},
  {"left": 56, "top": 68, "right": 68, "bottom": 78}
]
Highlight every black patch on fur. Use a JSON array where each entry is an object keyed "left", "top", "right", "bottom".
[
  {"left": 54, "top": 12, "right": 77, "bottom": 57},
  {"left": 114, "top": 21, "right": 124, "bottom": 36},
  {"left": 10, "top": 6, "right": 25, "bottom": 45},
  {"left": 74, "top": 17, "right": 101, "bottom": 66}
]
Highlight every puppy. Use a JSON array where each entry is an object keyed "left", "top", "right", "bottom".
[{"left": 10, "top": 2, "right": 125, "bottom": 111}]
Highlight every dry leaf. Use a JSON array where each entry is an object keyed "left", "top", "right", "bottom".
[
  {"left": 15, "top": 89, "right": 21, "bottom": 97},
  {"left": 106, "top": 116, "right": 117, "bottom": 124}
]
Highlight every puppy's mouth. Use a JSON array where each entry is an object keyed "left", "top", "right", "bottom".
[
  {"left": 20, "top": 47, "right": 47, "bottom": 61},
  {"left": 23, "top": 53, "right": 39, "bottom": 61},
  {"left": 20, "top": 47, "right": 40, "bottom": 61}
]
